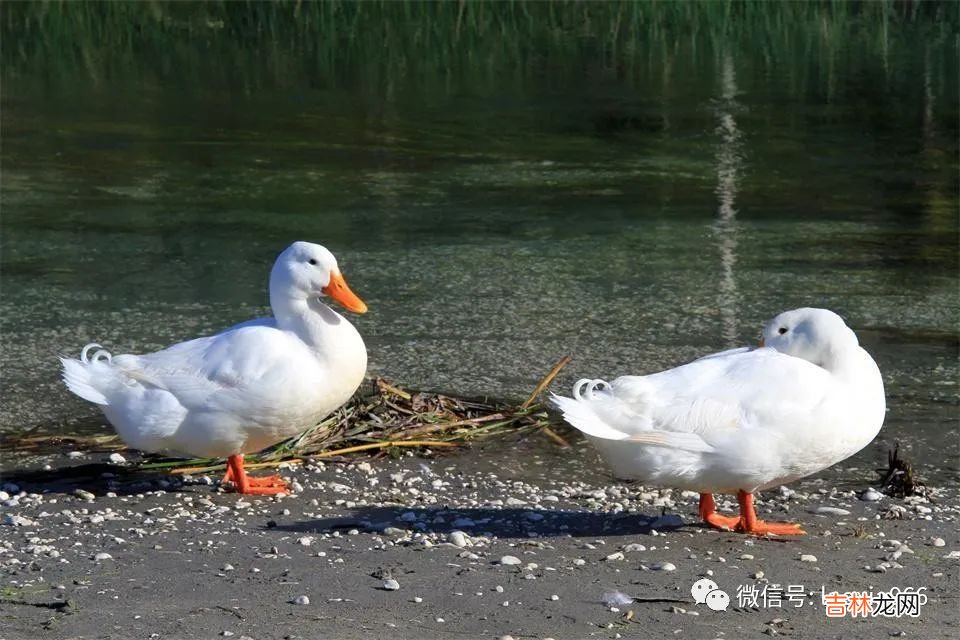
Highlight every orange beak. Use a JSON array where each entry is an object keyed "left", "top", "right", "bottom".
[{"left": 322, "top": 271, "right": 368, "bottom": 314}]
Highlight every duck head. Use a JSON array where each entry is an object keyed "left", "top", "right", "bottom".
[
  {"left": 760, "top": 307, "right": 858, "bottom": 369},
  {"left": 270, "top": 241, "right": 368, "bottom": 314}
]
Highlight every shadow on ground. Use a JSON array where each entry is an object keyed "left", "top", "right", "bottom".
[{"left": 272, "top": 506, "right": 686, "bottom": 539}]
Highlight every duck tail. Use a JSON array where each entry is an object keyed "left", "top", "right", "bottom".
[
  {"left": 59, "top": 343, "right": 115, "bottom": 405},
  {"left": 550, "top": 378, "right": 633, "bottom": 441}
]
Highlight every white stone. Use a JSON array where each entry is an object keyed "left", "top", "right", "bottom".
[
  {"left": 291, "top": 595, "right": 310, "bottom": 605},
  {"left": 799, "top": 554, "right": 817, "bottom": 563},
  {"left": 812, "top": 506, "right": 851, "bottom": 516},
  {"left": 2, "top": 514, "right": 35, "bottom": 527},
  {"left": 499, "top": 555, "right": 522, "bottom": 566}
]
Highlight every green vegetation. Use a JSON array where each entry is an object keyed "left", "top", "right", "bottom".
[{"left": 3, "top": 0, "right": 956, "bottom": 99}]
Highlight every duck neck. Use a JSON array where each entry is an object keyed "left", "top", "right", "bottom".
[
  {"left": 271, "top": 293, "right": 348, "bottom": 352},
  {"left": 822, "top": 344, "right": 876, "bottom": 385}
]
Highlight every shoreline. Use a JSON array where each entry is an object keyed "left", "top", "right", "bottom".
[{"left": 1, "top": 437, "right": 957, "bottom": 639}]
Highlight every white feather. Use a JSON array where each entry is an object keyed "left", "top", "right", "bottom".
[
  {"left": 59, "top": 241, "right": 369, "bottom": 459},
  {"left": 553, "top": 308, "right": 885, "bottom": 493}
]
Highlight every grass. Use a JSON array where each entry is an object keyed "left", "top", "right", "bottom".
[
  {"left": 2, "top": 356, "right": 573, "bottom": 476},
  {"left": 2, "top": 1, "right": 954, "bottom": 97}
]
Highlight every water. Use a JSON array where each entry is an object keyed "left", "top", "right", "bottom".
[{"left": 1, "top": 4, "right": 957, "bottom": 482}]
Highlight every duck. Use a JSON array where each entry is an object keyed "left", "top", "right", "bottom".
[
  {"left": 60, "top": 241, "right": 369, "bottom": 495},
  {"left": 552, "top": 307, "right": 885, "bottom": 535}
]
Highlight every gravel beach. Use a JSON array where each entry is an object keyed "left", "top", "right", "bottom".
[{"left": 1, "top": 436, "right": 957, "bottom": 639}]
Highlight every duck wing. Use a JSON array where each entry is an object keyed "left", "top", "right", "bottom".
[{"left": 556, "top": 347, "right": 834, "bottom": 454}]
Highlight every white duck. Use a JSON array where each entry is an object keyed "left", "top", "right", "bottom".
[
  {"left": 60, "top": 241, "right": 368, "bottom": 495},
  {"left": 553, "top": 308, "right": 885, "bottom": 535}
]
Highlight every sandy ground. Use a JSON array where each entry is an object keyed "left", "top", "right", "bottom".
[{"left": 1, "top": 437, "right": 958, "bottom": 640}]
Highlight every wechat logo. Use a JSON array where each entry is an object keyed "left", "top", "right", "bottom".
[{"left": 692, "top": 578, "right": 730, "bottom": 612}]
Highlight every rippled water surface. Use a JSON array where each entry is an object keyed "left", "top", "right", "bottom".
[{"left": 1, "top": 3, "right": 957, "bottom": 481}]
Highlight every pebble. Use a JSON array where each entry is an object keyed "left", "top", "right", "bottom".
[
  {"left": 499, "top": 636, "right": 515, "bottom": 640},
  {"left": 413, "top": 596, "right": 423, "bottom": 603},
  {"left": 602, "top": 591, "right": 633, "bottom": 606},
  {"left": 108, "top": 453, "right": 126, "bottom": 464},
  {"left": 651, "top": 561, "right": 677, "bottom": 571},
  {"left": 811, "top": 506, "right": 851, "bottom": 516},
  {"left": 499, "top": 555, "right": 522, "bottom": 566},
  {"left": 93, "top": 552, "right": 113, "bottom": 561},
  {"left": 550, "top": 594, "right": 559, "bottom": 601},
  {"left": 799, "top": 554, "right": 817, "bottom": 563},
  {"left": 2, "top": 514, "right": 36, "bottom": 527},
  {"left": 291, "top": 595, "right": 310, "bottom": 605},
  {"left": 383, "top": 579, "right": 400, "bottom": 591},
  {"left": 860, "top": 488, "right": 883, "bottom": 501},
  {"left": 931, "top": 537, "right": 946, "bottom": 548},
  {"left": 74, "top": 489, "right": 96, "bottom": 501},
  {"left": 623, "top": 543, "right": 647, "bottom": 552},
  {"left": 740, "top": 554, "right": 755, "bottom": 560},
  {"left": 605, "top": 551, "right": 625, "bottom": 561},
  {"left": 449, "top": 531, "right": 468, "bottom": 548},
  {"left": 66, "top": 451, "right": 84, "bottom": 458}
]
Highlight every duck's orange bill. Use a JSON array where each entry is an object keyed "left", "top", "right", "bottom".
[{"left": 323, "top": 271, "right": 368, "bottom": 314}]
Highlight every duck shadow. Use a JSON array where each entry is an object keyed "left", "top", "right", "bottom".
[
  {"left": 0, "top": 462, "right": 197, "bottom": 497},
  {"left": 272, "top": 506, "right": 686, "bottom": 539}
]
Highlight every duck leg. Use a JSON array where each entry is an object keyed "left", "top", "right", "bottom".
[
  {"left": 222, "top": 454, "right": 289, "bottom": 495},
  {"left": 734, "top": 490, "right": 805, "bottom": 535},
  {"left": 698, "top": 493, "right": 741, "bottom": 530}
]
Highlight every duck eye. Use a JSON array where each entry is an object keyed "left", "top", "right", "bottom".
[
  {"left": 778, "top": 327, "right": 788, "bottom": 335},
  {"left": 308, "top": 258, "right": 318, "bottom": 265}
]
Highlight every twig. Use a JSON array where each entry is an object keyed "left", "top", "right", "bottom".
[
  {"left": 376, "top": 378, "right": 412, "bottom": 401},
  {"left": 540, "top": 425, "right": 571, "bottom": 448},
  {"left": 520, "top": 355, "right": 571, "bottom": 409},
  {"left": 313, "top": 440, "right": 457, "bottom": 457}
]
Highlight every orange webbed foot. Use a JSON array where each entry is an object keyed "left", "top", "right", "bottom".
[
  {"left": 222, "top": 455, "right": 290, "bottom": 495},
  {"left": 737, "top": 519, "right": 806, "bottom": 536},
  {"left": 698, "top": 493, "right": 741, "bottom": 531},
  {"left": 736, "top": 490, "right": 806, "bottom": 536},
  {"left": 704, "top": 512, "right": 742, "bottom": 531},
  {"left": 234, "top": 481, "right": 290, "bottom": 496}
]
